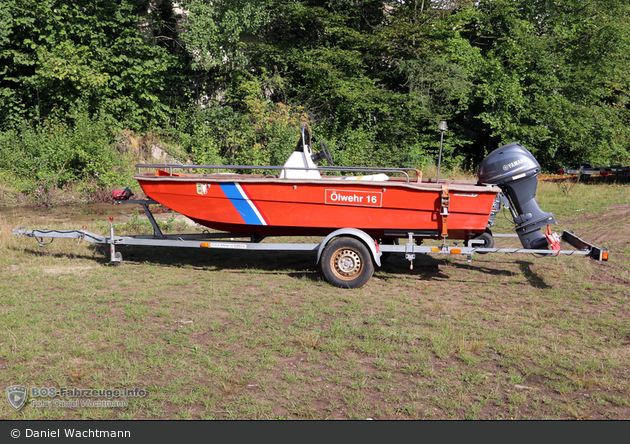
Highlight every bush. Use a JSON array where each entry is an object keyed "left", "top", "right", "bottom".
[{"left": 0, "top": 111, "right": 123, "bottom": 195}]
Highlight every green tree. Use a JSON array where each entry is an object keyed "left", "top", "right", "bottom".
[
  {"left": 0, "top": 0, "right": 187, "bottom": 130},
  {"left": 236, "top": 1, "right": 482, "bottom": 169},
  {"left": 467, "top": 0, "right": 630, "bottom": 168}
]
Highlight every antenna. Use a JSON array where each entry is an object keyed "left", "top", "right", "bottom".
[{"left": 437, "top": 121, "right": 447, "bottom": 183}]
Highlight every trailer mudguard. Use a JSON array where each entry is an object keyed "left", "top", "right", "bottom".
[{"left": 316, "top": 228, "right": 382, "bottom": 267}]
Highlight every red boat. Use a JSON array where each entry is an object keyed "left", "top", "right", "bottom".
[{"left": 134, "top": 125, "right": 501, "bottom": 244}]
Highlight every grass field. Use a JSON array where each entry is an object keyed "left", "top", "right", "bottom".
[{"left": 1, "top": 178, "right": 629, "bottom": 420}]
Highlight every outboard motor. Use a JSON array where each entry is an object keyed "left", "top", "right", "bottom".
[{"left": 478, "top": 143, "right": 557, "bottom": 250}]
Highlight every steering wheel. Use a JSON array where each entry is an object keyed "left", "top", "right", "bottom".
[{"left": 320, "top": 141, "right": 334, "bottom": 165}]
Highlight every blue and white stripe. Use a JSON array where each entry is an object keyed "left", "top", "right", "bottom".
[{"left": 219, "top": 183, "right": 267, "bottom": 226}]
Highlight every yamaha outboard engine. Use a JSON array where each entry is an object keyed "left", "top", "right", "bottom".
[{"left": 478, "top": 143, "right": 556, "bottom": 250}]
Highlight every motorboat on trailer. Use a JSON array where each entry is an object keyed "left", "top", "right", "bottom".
[
  {"left": 134, "top": 124, "right": 504, "bottom": 245},
  {"left": 12, "top": 125, "right": 609, "bottom": 288},
  {"left": 134, "top": 124, "right": 562, "bottom": 252}
]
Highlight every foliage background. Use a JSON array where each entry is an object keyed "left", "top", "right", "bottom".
[{"left": 1, "top": 0, "right": 629, "bottom": 195}]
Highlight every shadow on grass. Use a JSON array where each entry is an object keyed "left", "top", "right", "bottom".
[
  {"left": 373, "top": 254, "right": 518, "bottom": 282},
  {"left": 19, "top": 247, "right": 110, "bottom": 263},
  {"left": 17, "top": 244, "right": 550, "bottom": 287},
  {"left": 19, "top": 244, "right": 451, "bottom": 279},
  {"left": 436, "top": 258, "right": 551, "bottom": 288},
  {"left": 516, "top": 260, "right": 552, "bottom": 289},
  {"left": 19, "top": 243, "right": 320, "bottom": 275}
]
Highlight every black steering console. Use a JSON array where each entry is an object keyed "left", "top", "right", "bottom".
[{"left": 311, "top": 141, "right": 334, "bottom": 165}]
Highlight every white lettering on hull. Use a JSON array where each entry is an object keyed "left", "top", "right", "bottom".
[{"left": 325, "top": 189, "right": 382, "bottom": 207}]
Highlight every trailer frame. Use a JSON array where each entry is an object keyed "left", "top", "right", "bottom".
[{"left": 11, "top": 200, "right": 609, "bottom": 288}]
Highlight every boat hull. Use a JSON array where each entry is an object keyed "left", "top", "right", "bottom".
[{"left": 135, "top": 174, "right": 500, "bottom": 240}]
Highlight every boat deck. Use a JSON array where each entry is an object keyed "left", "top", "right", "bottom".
[{"left": 133, "top": 172, "right": 498, "bottom": 194}]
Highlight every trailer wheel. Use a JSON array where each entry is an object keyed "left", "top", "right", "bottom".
[
  {"left": 321, "top": 237, "right": 374, "bottom": 288},
  {"left": 113, "top": 252, "right": 123, "bottom": 266},
  {"left": 472, "top": 229, "right": 494, "bottom": 254}
]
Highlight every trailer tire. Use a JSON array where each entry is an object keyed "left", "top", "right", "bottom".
[
  {"left": 472, "top": 229, "right": 494, "bottom": 253},
  {"left": 113, "top": 252, "right": 123, "bottom": 266},
  {"left": 321, "top": 237, "right": 374, "bottom": 288}
]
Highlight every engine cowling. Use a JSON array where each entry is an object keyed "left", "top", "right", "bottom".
[{"left": 478, "top": 143, "right": 556, "bottom": 250}]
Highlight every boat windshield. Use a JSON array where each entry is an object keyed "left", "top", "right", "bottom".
[{"left": 295, "top": 124, "right": 312, "bottom": 153}]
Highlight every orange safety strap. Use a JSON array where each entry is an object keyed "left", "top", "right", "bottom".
[{"left": 440, "top": 183, "right": 450, "bottom": 237}]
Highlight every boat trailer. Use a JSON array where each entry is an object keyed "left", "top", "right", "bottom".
[
  {"left": 559, "top": 163, "right": 630, "bottom": 181},
  {"left": 12, "top": 199, "right": 608, "bottom": 289}
]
